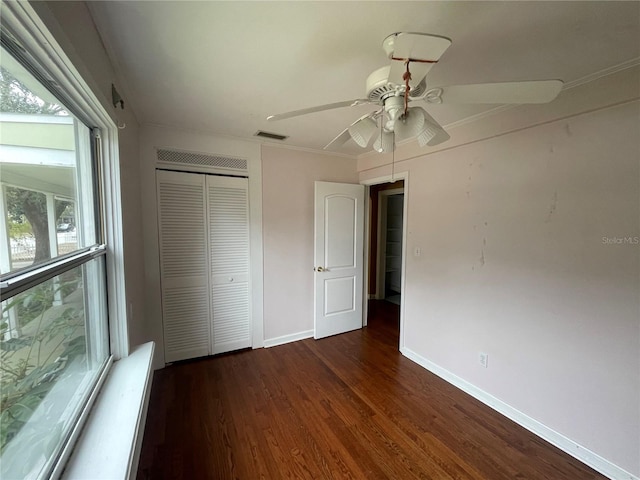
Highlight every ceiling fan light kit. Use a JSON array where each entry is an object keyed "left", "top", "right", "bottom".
[
  {"left": 348, "top": 117, "right": 378, "bottom": 147},
  {"left": 394, "top": 107, "right": 425, "bottom": 141},
  {"left": 267, "top": 32, "right": 563, "bottom": 154},
  {"left": 374, "top": 130, "right": 395, "bottom": 153},
  {"left": 419, "top": 109, "right": 450, "bottom": 147}
]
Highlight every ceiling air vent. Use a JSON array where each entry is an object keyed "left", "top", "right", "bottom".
[{"left": 255, "top": 130, "right": 288, "bottom": 141}]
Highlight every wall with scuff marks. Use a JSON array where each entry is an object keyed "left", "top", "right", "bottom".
[{"left": 359, "top": 83, "right": 639, "bottom": 474}]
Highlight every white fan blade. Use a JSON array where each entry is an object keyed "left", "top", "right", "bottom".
[
  {"left": 267, "top": 99, "right": 371, "bottom": 121},
  {"left": 386, "top": 33, "right": 452, "bottom": 87},
  {"left": 324, "top": 128, "right": 352, "bottom": 151},
  {"left": 425, "top": 80, "right": 564, "bottom": 105}
]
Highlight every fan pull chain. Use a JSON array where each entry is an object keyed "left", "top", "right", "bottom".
[
  {"left": 391, "top": 130, "right": 395, "bottom": 182},
  {"left": 403, "top": 61, "right": 412, "bottom": 116},
  {"left": 380, "top": 110, "right": 384, "bottom": 151}
]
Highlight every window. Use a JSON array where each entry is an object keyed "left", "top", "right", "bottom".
[
  {"left": 0, "top": 51, "right": 98, "bottom": 275},
  {"left": 0, "top": 260, "right": 108, "bottom": 478},
  {"left": 0, "top": 7, "right": 120, "bottom": 478}
]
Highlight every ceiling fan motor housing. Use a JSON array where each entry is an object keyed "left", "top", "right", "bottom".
[{"left": 366, "top": 66, "right": 427, "bottom": 102}]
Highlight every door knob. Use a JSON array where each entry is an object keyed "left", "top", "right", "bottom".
[{"left": 315, "top": 266, "right": 326, "bottom": 272}]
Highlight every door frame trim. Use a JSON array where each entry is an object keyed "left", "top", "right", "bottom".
[{"left": 361, "top": 172, "right": 409, "bottom": 350}]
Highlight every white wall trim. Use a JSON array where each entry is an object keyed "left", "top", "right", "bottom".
[
  {"left": 261, "top": 140, "right": 356, "bottom": 159},
  {"left": 400, "top": 346, "right": 638, "bottom": 480},
  {"left": 362, "top": 185, "right": 370, "bottom": 326},
  {"left": 264, "top": 330, "right": 313, "bottom": 348},
  {"left": 562, "top": 56, "right": 640, "bottom": 91}
]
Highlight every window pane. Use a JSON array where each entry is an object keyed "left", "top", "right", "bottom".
[
  {"left": 0, "top": 258, "right": 109, "bottom": 479},
  {"left": 0, "top": 46, "right": 97, "bottom": 275}
]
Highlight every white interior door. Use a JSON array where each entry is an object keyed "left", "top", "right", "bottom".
[
  {"left": 157, "top": 170, "right": 211, "bottom": 362},
  {"left": 314, "top": 181, "right": 365, "bottom": 339},
  {"left": 206, "top": 175, "right": 251, "bottom": 354}
]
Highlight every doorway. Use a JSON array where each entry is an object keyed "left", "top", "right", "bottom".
[
  {"left": 366, "top": 179, "right": 405, "bottom": 341},
  {"left": 380, "top": 190, "right": 404, "bottom": 305}
]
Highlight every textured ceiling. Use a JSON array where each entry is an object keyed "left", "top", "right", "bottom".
[{"left": 87, "top": 1, "right": 640, "bottom": 156}]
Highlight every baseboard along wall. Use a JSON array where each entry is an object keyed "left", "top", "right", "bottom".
[
  {"left": 263, "top": 330, "right": 314, "bottom": 348},
  {"left": 400, "top": 346, "right": 638, "bottom": 480}
]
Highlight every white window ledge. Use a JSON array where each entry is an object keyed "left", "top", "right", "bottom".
[{"left": 62, "top": 342, "right": 155, "bottom": 480}]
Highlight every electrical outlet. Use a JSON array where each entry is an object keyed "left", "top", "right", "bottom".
[
  {"left": 479, "top": 352, "right": 489, "bottom": 368},
  {"left": 414, "top": 247, "right": 421, "bottom": 257}
]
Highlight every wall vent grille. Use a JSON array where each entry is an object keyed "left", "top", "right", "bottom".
[{"left": 157, "top": 149, "right": 248, "bottom": 171}]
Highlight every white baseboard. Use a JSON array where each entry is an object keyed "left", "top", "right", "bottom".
[
  {"left": 400, "top": 346, "right": 638, "bottom": 480},
  {"left": 264, "top": 329, "right": 314, "bottom": 348}
]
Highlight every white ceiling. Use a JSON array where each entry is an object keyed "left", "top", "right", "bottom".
[{"left": 88, "top": 1, "right": 640, "bottom": 156}]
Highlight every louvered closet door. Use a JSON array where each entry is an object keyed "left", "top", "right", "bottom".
[
  {"left": 157, "top": 170, "right": 211, "bottom": 362},
  {"left": 206, "top": 175, "right": 251, "bottom": 355}
]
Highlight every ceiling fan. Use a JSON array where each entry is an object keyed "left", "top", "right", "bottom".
[{"left": 267, "top": 32, "right": 564, "bottom": 153}]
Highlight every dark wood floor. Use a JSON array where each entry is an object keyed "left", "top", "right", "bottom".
[{"left": 137, "top": 301, "right": 606, "bottom": 479}]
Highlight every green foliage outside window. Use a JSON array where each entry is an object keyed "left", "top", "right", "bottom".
[{"left": 0, "top": 272, "right": 86, "bottom": 463}]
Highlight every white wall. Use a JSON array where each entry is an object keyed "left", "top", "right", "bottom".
[
  {"left": 359, "top": 68, "right": 640, "bottom": 477},
  {"left": 29, "top": 1, "right": 147, "bottom": 351},
  {"left": 261, "top": 146, "right": 359, "bottom": 343}
]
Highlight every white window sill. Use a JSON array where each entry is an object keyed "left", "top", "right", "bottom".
[{"left": 61, "top": 342, "right": 155, "bottom": 480}]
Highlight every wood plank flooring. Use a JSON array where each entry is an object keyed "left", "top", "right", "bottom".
[{"left": 137, "top": 301, "right": 606, "bottom": 479}]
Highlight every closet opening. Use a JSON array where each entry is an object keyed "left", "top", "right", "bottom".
[{"left": 366, "top": 180, "right": 405, "bottom": 341}]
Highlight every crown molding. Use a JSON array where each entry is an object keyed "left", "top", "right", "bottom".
[{"left": 563, "top": 56, "right": 640, "bottom": 90}]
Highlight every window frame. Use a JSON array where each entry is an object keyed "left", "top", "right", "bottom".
[
  {"left": 0, "top": 0, "right": 128, "bottom": 359},
  {"left": 1, "top": 1, "right": 129, "bottom": 477}
]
